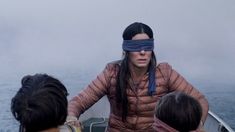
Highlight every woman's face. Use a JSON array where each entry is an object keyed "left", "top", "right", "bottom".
[{"left": 128, "top": 33, "right": 152, "bottom": 69}]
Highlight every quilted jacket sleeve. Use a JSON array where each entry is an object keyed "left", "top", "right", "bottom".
[
  {"left": 159, "top": 63, "right": 209, "bottom": 123},
  {"left": 68, "top": 64, "right": 113, "bottom": 118}
]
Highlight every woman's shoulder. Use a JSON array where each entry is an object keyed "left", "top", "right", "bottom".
[
  {"left": 156, "top": 62, "right": 173, "bottom": 80},
  {"left": 157, "top": 62, "right": 172, "bottom": 70},
  {"left": 105, "top": 60, "right": 121, "bottom": 70},
  {"left": 107, "top": 60, "right": 121, "bottom": 66}
]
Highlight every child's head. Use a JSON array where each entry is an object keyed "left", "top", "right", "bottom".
[
  {"left": 155, "top": 92, "right": 202, "bottom": 132},
  {"left": 11, "top": 74, "right": 68, "bottom": 132}
]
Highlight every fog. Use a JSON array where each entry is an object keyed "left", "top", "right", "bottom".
[
  {"left": 1, "top": 0, "right": 234, "bottom": 81},
  {"left": 1, "top": 0, "right": 235, "bottom": 122},
  {"left": 0, "top": 1, "right": 125, "bottom": 74}
]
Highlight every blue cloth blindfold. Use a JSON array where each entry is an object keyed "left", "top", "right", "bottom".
[{"left": 122, "top": 39, "right": 154, "bottom": 52}]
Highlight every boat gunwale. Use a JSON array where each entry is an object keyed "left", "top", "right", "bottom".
[{"left": 208, "top": 111, "right": 234, "bottom": 132}]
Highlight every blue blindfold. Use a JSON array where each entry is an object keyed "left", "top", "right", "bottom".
[{"left": 122, "top": 39, "right": 154, "bottom": 52}]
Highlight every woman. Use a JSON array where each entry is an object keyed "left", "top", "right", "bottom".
[{"left": 67, "top": 22, "right": 209, "bottom": 132}]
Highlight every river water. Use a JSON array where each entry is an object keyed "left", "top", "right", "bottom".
[{"left": 0, "top": 70, "right": 234, "bottom": 131}]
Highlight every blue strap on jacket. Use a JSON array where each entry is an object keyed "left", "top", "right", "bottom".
[{"left": 148, "top": 65, "right": 156, "bottom": 96}]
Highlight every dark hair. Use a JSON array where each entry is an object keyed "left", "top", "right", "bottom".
[
  {"left": 116, "top": 22, "right": 156, "bottom": 121},
  {"left": 11, "top": 74, "right": 68, "bottom": 132},
  {"left": 122, "top": 22, "right": 153, "bottom": 40},
  {"left": 155, "top": 92, "right": 202, "bottom": 132}
]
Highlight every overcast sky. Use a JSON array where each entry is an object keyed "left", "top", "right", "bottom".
[{"left": 0, "top": 0, "right": 235, "bottom": 83}]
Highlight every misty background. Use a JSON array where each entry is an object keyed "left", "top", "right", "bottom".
[{"left": 0, "top": 0, "right": 235, "bottom": 130}]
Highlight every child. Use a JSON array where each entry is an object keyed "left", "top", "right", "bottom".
[{"left": 11, "top": 74, "right": 81, "bottom": 132}]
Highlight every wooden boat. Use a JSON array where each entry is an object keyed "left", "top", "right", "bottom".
[{"left": 81, "top": 111, "right": 234, "bottom": 132}]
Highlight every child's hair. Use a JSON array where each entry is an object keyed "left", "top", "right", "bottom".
[
  {"left": 155, "top": 92, "right": 202, "bottom": 132},
  {"left": 11, "top": 74, "right": 68, "bottom": 132}
]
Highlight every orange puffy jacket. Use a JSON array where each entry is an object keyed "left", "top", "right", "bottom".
[{"left": 68, "top": 61, "right": 209, "bottom": 132}]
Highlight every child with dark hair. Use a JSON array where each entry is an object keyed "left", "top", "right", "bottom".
[
  {"left": 11, "top": 74, "right": 81, "bottom": 132},
  {"left": 153, "top": 92, "right": 203, "bottom": 132}
]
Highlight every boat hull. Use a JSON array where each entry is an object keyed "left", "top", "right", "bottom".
[{"left": 81, "top": 111, "right": 234, "bottom": 132}]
